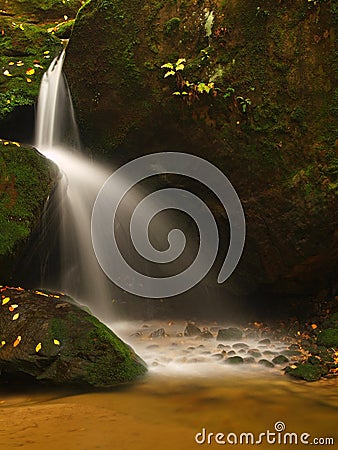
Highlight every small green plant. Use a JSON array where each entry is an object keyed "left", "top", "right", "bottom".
[
  {"left": 223, "top": 86, "right": 235, "bottom": 99},
  {"left": 236, "top": 96, "right": 252, "bottom": 113},
  {"left": 161, "top": 58, "right": 186, "bottom": 78}
]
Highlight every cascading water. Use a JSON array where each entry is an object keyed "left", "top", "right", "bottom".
[{"left": 35, "top": 49, "right": 114, "bottom": 318}]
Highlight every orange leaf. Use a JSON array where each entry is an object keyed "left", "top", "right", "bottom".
[{"left": 13, "top": 336, "right": 21, "bottom": 347}]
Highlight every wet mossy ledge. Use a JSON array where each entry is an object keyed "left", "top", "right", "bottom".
[
  {"left": 0, "top": 286, "right": 147, "bottom": 388},
  {"left": 0, "top": 141, "right": 58, "bottom": 280},
  {"left": 0, "top": 0, "right": 82, "bottom": 121}
]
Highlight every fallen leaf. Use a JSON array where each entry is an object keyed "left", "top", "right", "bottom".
[
  {"left": 2, "top": 297, "right": 10, "bottom": 305},
  {"left": 12, "top": 313, "right": 20, "bottom": 321},
  {"left": 35, "top": 291, "right": 49, "bottom": 297},
  {"left": 26, "top": 78, "right": 32, "bottom": 83},
  {"left": 13, "top": 336, "right": 21, "bottom": 347},
  {"left": 0, "top": 341, "right": 5, "bottom": 348},
  {"left": 35, "top": 342, "right": 42, "bottom": 353},
  {"left": 8, "top": 62, "right": 14, "bottom": 66},
  {"left": 3, "top": 70, "right": 12, "bottom": 77},
  {"left": 53, "top": 339, "right": 60, "bottom": 346},
  {"left": 26, "top": 68, "right": 35, "bottom": 76},
  {"left": 43, "top": 50, "right": 50, "bottom": 55},
  {"left": 17, "top": 61, "right": 24, "bottom": 67},
  {"left": 311, "top": 324, "right": 318, "bottom": 330}
]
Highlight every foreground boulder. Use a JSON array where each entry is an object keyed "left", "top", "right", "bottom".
[{"left": 0, "top": 286, "right": 147, "bottom": 388}]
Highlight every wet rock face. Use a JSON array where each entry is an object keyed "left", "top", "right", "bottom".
[
  {"left": 0, "top": 287, "right": 147, "bottom": 388},
  {"left": 64, "top": 0, "right": 338, "bottom": 303},
  {"left": 0, "top": 142, "right": 58, "bottom": 282}
]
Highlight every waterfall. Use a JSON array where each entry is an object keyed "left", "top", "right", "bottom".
[{"left": 35, "top": 49, "right": 114, "bottom": 319}]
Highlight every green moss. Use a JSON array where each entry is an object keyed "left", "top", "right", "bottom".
[
  {"left": 317, "top": 328, "right": 338, "bottom": 347},
  {"left": 0, "top": 142, "right": 57, "bottom": 257},
  {"left": 0, "top": 19, "right": 62, "bottom": 119},
  {"left": 322, "top": 313, "right": 338, "bottom": 329},
  {"left": 285, "top": 363, "right": 322, "bottom": 382},
  {"left": 164, "top": 17, "right": 181, "bottom": 36}
]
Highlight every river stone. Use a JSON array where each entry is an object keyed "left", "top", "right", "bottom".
[
  {"left": 258, "top": 338, "right": 271, "bottom": 345},
  {"left": 216, "top": 328, "right": 243, "bottom": 341},
  {"left": 0, "top": 287, "right": 147, "bottom": 388},
  {"left": 272, "top": 355, "right": 289, "bottom": 365},
  {"left": 243, "top": 356, "right": 256, "bottom": 364},
  {"left": 184, "top": 323, "right": 202, "bottom": 337},
  {"left": 149, "top": 328, "right": 166, "bottom": 338},
  {"left": 258, "top": 359, "right": 274, "bottom": 368},
  {"left": 201, "top": 329, "right": 214, "bottom": 339},
  {"left": 64, "top": 0, "right": 338, "bottom": 306},
  {"left": 248, "top": 349, "right": 262, "bottom": 358},
  {"left": 0, "top": 142, "right": 59, "bottom": 283},
  {"left": 225, "top": 356, "right": 244, "bottom": 365}
]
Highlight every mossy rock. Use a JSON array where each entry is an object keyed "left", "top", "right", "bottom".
[
  {"left": 0, "top": 0, "right": 83, "bottom": 21},
  {"left": 216, "top": 327, "right": 243, "bottom": 341},
  {"left": 317, "top": 328, "right": 338, "bottom": 348},
  {"left": 0, "top": 287, "right": 147, "bottom": 388},
  {"left": 322, "top": 313, "right": 338, "bottom": 330},
  {"left": 0, "top": 18, "right": 62, "bottom": 120},
  {"left": 0, "top": 141, "right": 58, "bottom": 280},
  {"left": 285, "top": 363, "right": 322, "bottom": 382}
]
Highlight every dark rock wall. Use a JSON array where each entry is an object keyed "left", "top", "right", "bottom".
[{"left": 64, "top": 0, "right": 337, "bottom": 300}]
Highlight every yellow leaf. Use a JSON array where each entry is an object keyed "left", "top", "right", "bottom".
[
  {"left": 17, "top": 61, "right": 24, "bottom": 67},
  {"left": 12, "top": 313, "right": 20, "bottom": 321},
  {"left": 26, "top": 68, "right": 35, "bottom": 76},
  {"left": 13, "top": 142, "right": 20, "bottom": 147},
  {"left": 19, "top": 24, "right": 24, "bottom": 31},
  {"left": 43, "top": 50, "right": 50, "bottom": 55},
  {"left": 35, "top": 342, "right": 42, "bottom": 353},
  {"left": 3, "top": 142, "right": 9, "bottom": 146},
  {"left": 53, "top": 339, "right": 60, "bottom": 346},
  {"left": 13, "top": 336, "right": 21, "bottom": 347},
  {"left": 8, "top": 62, "right": 14, "bottom": 66},
  {"left": 2, "top": 297, "right": 10, "bottom": 305},
  {"left": 35, "top": 291, "right": 49, "bottom": 297},
  {"left": 26, "top": 78, "right": 32, "bottom": 83},
  {"left": 3, "top": 70, "right": 12, "bottom": 77},
  {"left": 10, "top": 304, "right": 18, "bottom": 309},
  {"left": 1, "top": 341, "right": 5, "bottom": 348}
]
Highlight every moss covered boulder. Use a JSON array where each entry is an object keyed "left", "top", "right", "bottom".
[
  {"left": 64, "top": 0, "right": 338, "bottom": 300},
  {"left": 0, "top": 141, "right": 58, "bottom": 281},
  {"left": 285, "top": 363, "right": 322, "bottom": 382},
  {"left": 0, "top": 286, "right": 147, "bottom": 388},
  {"left": 317, "top": 328, "right": 338, "bottom": 348}
]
